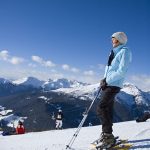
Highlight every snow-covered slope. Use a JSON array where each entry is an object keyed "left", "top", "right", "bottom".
[
  {"left": 54, "top": 83, "right": 99, "bottom": 100},
  {"left": 0, "top": 120, "right": 150, "bottom": 150}
]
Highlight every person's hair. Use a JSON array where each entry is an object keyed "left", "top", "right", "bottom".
[{"left": 18, "top": 121, "right": 23, "bottom": 125}]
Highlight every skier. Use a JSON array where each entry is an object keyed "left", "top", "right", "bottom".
[
  {"left": 55, "top": 109, "right": 64, "bottom": 130},
  {"left": 16, "top": 121, "right": 25, "bottom": 134},
  {"left": 97, "top": 32, "right": 132, "bottom": 148}
]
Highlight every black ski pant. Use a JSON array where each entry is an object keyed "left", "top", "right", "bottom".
[{"left": 97, "top": 86, "right": 120, "bottom": 134}]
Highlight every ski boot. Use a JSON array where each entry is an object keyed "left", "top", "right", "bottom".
[{"left": 97, "top": 133, "right": 116, "bottom": 149}]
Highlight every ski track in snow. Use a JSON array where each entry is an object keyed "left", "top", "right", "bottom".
[{"left": 0, "top": 120, "right": 150, "bottom": 150}]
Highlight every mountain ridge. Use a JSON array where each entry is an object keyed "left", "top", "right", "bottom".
[{"left": 0, "top": 76, "right": 150, "bottom": 132}]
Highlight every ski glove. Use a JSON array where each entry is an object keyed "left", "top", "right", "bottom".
[{"left": 100, "top": 78, "right": 107, "bottom": 90}]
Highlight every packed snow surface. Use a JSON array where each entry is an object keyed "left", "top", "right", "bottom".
[{"left": 0, "top": 120, "right": 150, "bottom": 150}]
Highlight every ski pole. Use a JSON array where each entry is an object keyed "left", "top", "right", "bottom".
[{"left": 66, "top": 87, "right": 101, "bottom": 149}]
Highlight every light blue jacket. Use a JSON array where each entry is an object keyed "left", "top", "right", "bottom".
[{"left": 104, "top": 44, "right": 132, "bottom": 88}]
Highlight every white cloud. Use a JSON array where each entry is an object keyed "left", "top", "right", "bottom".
[
  {"left": 79, "top": 76, "right": 99, "bottom": 84},
  {"left": 28, "top": 70, "right": 63, "bottom": 80},
  {"left": 0, "top": 50, "right": 9, "bottom": 60},
  {"left": 28, "top": 63, "right": 37, "bottom": 68},
  {"left": 10, "top": 57, "right": 24, "bottom": 65},
  {"left": 62, "top": 64, "right": 80, "bottom": 73},
  {"left": 98, "top": 64, "right": 105, "bottom": 70},
  {"left": 32, "top": 55, "right": 55, "bottom": 67},
  {"left": 71, "top": 67, "right": 79, "bottom": 73},
  {"left": 0, "top": 66, "right": 64, "bottom": 81},
  {"left": 129, "top": 74, "right": 150, "bottom": 91},
  {"left": 51, "top": 69, "right": 57, "bottom": 73},
  {"left": 0, "top": 51, "right": 103, "bottom": 84},
  {"left": 32, "top": 56, "right": 43, "bottom": 63},
  {"left": 83, "top": 70, "right": 95, "bottom": 76},
  {"left": 0, "top": 50, "right": 24, "bottom": 65},
  {"left": 44, "top": 60, "right": 55, "bottom": 67},
  {"left": 62, "top": 64, "right": 70, "bottom": 70}
]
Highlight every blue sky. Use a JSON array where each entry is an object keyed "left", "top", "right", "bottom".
[{"left": 0, "top": 0, "right": 150, "bottom": 91}]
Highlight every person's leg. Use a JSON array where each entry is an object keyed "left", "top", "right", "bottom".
[
  {"left": 56, "top": 120, "right": 59, "bottom": 129},
  {"left": 59, "top": 120, "right": 63, "bottom": 129},
  {"left": 97, "top": 86, "right": 120, "bottom": 147},
  {"left": 101, "top": 98, "right": 114, "bottom": 134},
  {"left": 97, "top": 87, "right": 119, "bottom": 134}
]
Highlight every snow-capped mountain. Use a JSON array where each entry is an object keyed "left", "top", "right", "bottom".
[
  {"left": 0, "top": 76, "right": 150, "bottom": 132},
  {"left": 121, "top": 83, "right": 150, "bottom": 106},
  {"left": 12, "top": 77, "right": 44, "bottom": 88},
  {"left": 54, "top": 82, "right": 150, "bottom": 107},
  {"left": 11, "top": 77, "right": 88, "bottom": 90},
  {"left": 43, "top": 78, "right": 88, "bottom": 90},
  {"left": 53, "top": 82, "right": 150, "bottom": 122},
  {"left": 0, "top": 78, "right": 16, "bottom": 97},
  {"left": 0, "top": 76, "right": 89, "bottom": 97},
  {"left": 0, "top": 78, "right": 11, "bottom": 84},
  {"left": 0, "top": 77, "right": 41, "bottom": 97}
]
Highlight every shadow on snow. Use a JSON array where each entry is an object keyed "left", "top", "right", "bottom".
[{"left": 129, "top": 138, "right": 150, "bottom": 149}]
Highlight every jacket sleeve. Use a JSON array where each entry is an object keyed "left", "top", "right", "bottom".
[
  {"left": 106, "top": 48, "right": 132, "bottom": 84},
  {"left": 104, "top": 66, "right": 109, "bottom": 78}
]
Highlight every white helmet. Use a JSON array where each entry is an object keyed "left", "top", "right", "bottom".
[{"left": 112, "top": 32, "right": 128, "bottom": 44}]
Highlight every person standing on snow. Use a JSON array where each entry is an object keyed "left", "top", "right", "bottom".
[
  {"left": 55, "top": 109, "right": 64, "bottom": 129},
  {"left": 16, "top": 121, "right": 25, "bottom": 134},
  {"left": 97, "top": 32, "right": 132, "bottom": 148}
]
